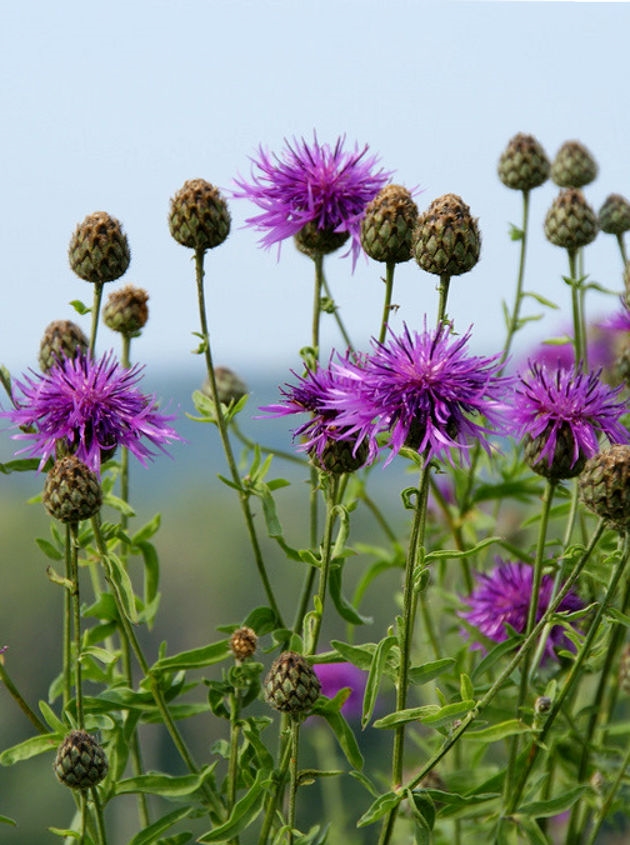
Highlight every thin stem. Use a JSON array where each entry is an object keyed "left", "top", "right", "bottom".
[
  {"left": 436, "top": 274, "right": 451, "bottom": 327},
  {"left": 63, "top": 524, "right": 72, "bottom": 709},
  {"left": 119, "top": 333, "right": 131, "bottom": 534},
  {"left": 503, "top": 479, "right": 556, "bottom": 802},
  {"left": 194, "top": 248, "right": 283, "bottom": 626},
  {"left": 258, "top": 737, "right": 292, "bottom": 844},
  {"left": 399, "top": 522, "right": 604, "bottom": 798},
  {"left": 378, "top": 462, "right": 431, "bottom": 845},
  {"left": 0, "top": 661, "right": 48, "bottom": 734},
  {"left": 508, "top": 531, "right": 629, "bottom": 816},
  {"left": 584, "top": 738, "right": 630, "bottom": 845},
  {"left": 616, "top": 233, "right": 628, "bottom": 267},
  {"left": 502, "top": 189, "right": 531, "bottom": 365},
  {"left": 320, "top": 265, "right": 354, "bottom": 351},
  {"left": 287, "top": 719, "right": 300, "bottom": 844},
  {"left": 307, "top": 475, "right": 340, "bottom": 654},
  {"left": 90, "top": 785, "right": 108, "bottom": 845},
  {"left": 312, "top": 252, "right": 324, "bottom": 357},
  {"left": 90, "top": 514, "right": 224, "bottom": 818},
  {"left": 378, "top": 261, "right": 396, "bottom": 344},
  {"left": 69, "top": 524, "right": 84, "bottom": 728},
  {"left": 89, "top": 282, "right": 105, "bottom": 357},
  {"left": 567, "top": 248, "right": 585, "bottom": 370}
]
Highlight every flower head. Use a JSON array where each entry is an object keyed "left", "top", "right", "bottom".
[
  {"left": 233, "top": 133, "right": 390, "bottom": 266},
  {"left": 260, "top": 356, "right": 374, "bottom": 468},
  {"left": 329, "top": 322, "right": 510, "bottom": 465},
  {"left": 3, "top": 352, "right": 181, "bottom": 474},
  {"left": 460, "top": 559, "right": 583, "bottom": 661},
  {"left": 507, "top": 363, "right": 628, "bottom": 477}
]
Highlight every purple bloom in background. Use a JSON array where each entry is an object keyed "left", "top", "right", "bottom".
[
  {"left": 3, "top": 352, "right": 181, "bottom": 474},
  {"left": 259, "top": 356, "right": 374, "bottom": 463},
  {"left": 460, "top": 559, "right": 584, "bottom": 661},
  {"left": 329, "top": 322, "right": 511, "bottom": 465},
  {"left": 507, "top": 363, "right": 628, "bottom": 472},
  {"left": 314, "top": 661, "right": 366, "bottom": 719},
  {"left": 233, "top": 133, "right": 390, "bottom": 266},
  {"left": 599, "top": 296, "right": 630, "bottom": 334}
]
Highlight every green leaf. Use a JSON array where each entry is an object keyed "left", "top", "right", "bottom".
[
  {"left": 519, "top": 785, "right": 587, "bottom": 818},
  {"left": 522, "top": 290, "right": 559, "bottom": 309},
  {"left": 39, "top": 701, "right": 67, "bottom": 734},
  {"left": 106, "top": 551, "right": 139, "bottom": 623},
  {"left": 460, "top": 673, "right": 474, "bottom": 701},
  {"left": 0, "top": 458, "right": 41, "bottom": 474},
  {"left": 363, "top": 635, "right": 397, "bottom": 728},
  {"left": 357, "top": 791, "right": 401, "bottom": 827},
  {"left": 408, "top": 657, "right": 455, "bottom": 686},
  {"left": 35, "top": 538, "right": 64, "bottom": 561},
  {"left": 471, "top": 635, "right": 523, "bottom": 680},
  {"left": 0, "top": 734, "right": 58, "bottom": 766},
  {"left": 330, "top": 640, "right": 376, "bottom": 672},
  {"left": 197, "top": 771, "right": 268, "bottom": 842},
  {"left": 259, "top": 483, "right": 283, "bottom": 537},
  {"left": 0, "top": 815, "right": 16, "bottom": 826},
  {"left": 69, "top": 299, "right": 91, "bottom": 315},
  {"left": 116, "top": 765, "right": 217, "bottom": 798},
  {"left": 406, "top": 788, "right": 435, "bottom": 845},
  {"left": 465, "top": 719, "right": 531, "bottom": 743},
  {"left": 424, "top": 536, "right": 501, "bottom": 562},
  {"left": 508, "top": 223, "right": 524, "bottom": 241},
  {"left": 131, "top": 513, "right": 162, "bottom": 545},
  {"left": 312, "top": 700, "right": 364, "bottom": 771},
  {"left": 151, "top": 640, "right": 231, "bottom": 673},
  {"left": 128, "top": 807, "right": 194, "bottom": 845},
  {"left": 329, "top": 567, "right": 372, "bottom": 626},
  {"left": 155, "top": 835, "right": 192, "bottom": 845},
  {"left": 606, "top": 606, "right": 630, "bottom": 628},
  {"left": 242, "top": 606, "right": 280, "bottom": 636},
  {"left": 374, "top": 700, "right": 475, "bottom": 730}
]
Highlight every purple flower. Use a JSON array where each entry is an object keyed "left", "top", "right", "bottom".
[
  {"left": 506, "top": 363, "right": 628, "bottom": 472},
  {"left": 260, "top": 356, "right": 374, "bottom": 463},
  {"left": 314, "top": 661, "right": 366, "bottom": 719},
  {"left": 2, "top": 352, "right": 181, "bottom": 474},
  {"left": 460, "top": 559, "right": 583, "bottom": 661},
  {"left": 599, "top": 296, "right": 630, "bottom": 334},
  {"left": 329, "top": 322, "right": 511, "bottom": 465},
  {"left": 233, "top": 133, "right": 390, "bottom": 266}
]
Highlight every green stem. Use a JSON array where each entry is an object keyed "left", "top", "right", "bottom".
[
  {"left": 0, "top": 661, "right": 48, "bottom": 734},
  {"left": 227, "top": 690, "right": 242, "bottom": 845},
  {"left": 503, "top": 479, "right": 556, "bottom": 802},
  {"left": 567, "top": 248, "right": 585, "bottom": 370},
  {"left": 69, "top": 524, "right": 84, "bottom": 728},
  {"left": 378, "top": 462, "right": 431, "bottom": 845},
  {"left": 507, "top": 531, "right": 629, "bottom": 816},
  {"left": 287, "top": 719, "right": 300, "bottom": 844},
  {"left": 616, "top": 233, "right": 628, "bottom": 267},
  {"left": 90, "top": 785, "right": 108, "bottom": 845},
  {"left": 584, "top": 737, "right": 630, "bottom": 845},
  {"left": 258, "top": 737, "right": 292, "bottom": 844},
  {"left": 378, "top": 261, "right": 396, "bottom": 344},
  {"left": 119, "top": 334, "right": 131, "bottom": 533},
  {"left": 63, "top": 524, "right": 72, "bottom": 709},
  {"left": 398, "top": 522, "right": 604, "bottom": 799},
  {"left": 312, "top": 252, "right": 324, "bottom": 358},
  {"left": 436, "top": 274, "right": 451, "bottom": 327},
  {"left": 89, "top": 282, "right": 105, "bottom": 357},
  {"left": 502, "top": 189, "right": 531, "bottom": 365},
  {"left": 320, "top": 265, "right": 354, "bottom": 351},
  {"left": 90, "top": 514, "right": 224, "bottom": 818},
  {"left": 307, "top": 476, "right": 340, "bottom": 654},
  {"left": 194, "top": 248, "right": 283, "bottom": 626}
]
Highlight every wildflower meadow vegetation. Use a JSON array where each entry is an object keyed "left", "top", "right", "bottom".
[{"left": 3, "top": 132, "right": 630, "bottom": 844}]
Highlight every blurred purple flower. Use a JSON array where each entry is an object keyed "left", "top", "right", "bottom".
[
  {"left": 259, "top": 355, "right": 374, "bottom": 464},
  {"left": 506, "top": 362, "right": 628, "bottom": 472},
  {"left": 599, "top": 297, "right": 630, "bottom": 334},
  {"left": 233, "top": 133, "right": 390, "bottom": 266},
  {"left": 460, "top": 559, "right": 583, "bottom": 661},
  {"left": 329, "top": 322, "right": 511, "bottom": 465},
  {"left": 314, "top": 661, "right": 366, "bottom": 719},
  {"left": 3, "top": 352, "right": 181, "bottom": 474}
]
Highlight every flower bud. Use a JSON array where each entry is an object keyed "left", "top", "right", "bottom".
[
  {"left": 544, "top": 189, "right": 598, "bottom": 250},
  {"left": 103, "top": 285, "right": 149, "bottom": 336},
  {"left": 54, "top": 730, "right": 108, "bottom": 790},
  {"left": 579, "top": 444, "right": 630, "bottom": 530},
  {"left": 68, "top": 212, "right": 130, "bottom": 284},
  {"left": 264, "top": 651, "right": 321, "bottom": 715},
  {"left": 230, "top": 626, "right": 258, "bottom": 662},
  {"left": 169, "top": 179, "right": 231, "bottom": 250},
  {"left": 598, "top": 194, "right": 630, "bottom": 236},
  {"left": 38, "top": 320, "right": 89, "bottom": 373},
  {"left": 498, "top": 133, "right": 550, "bottom": 191},
  {"left": 43, "top": 456, "right": 102, "bottom": 523},
  {"left": 202, "top": 367, "right": 248, "bottom": 406},
  {"left": 360, "top": 184, "right": 418, "bottom": 263},
  {"left": 551, "top": 141, "right": 598, "bottom": 188},
  {"left": 293, "top": 221, "right": 349, "bottom": 258},
  {"left": 413, "top": 194, "right": 481, "bottom": 276},
  {"left": 524, "top": 425, "right": 587, "bottom": 481}
]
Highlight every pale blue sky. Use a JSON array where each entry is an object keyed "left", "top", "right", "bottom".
[{"left": 1, "top": 0, "right": 628, "bottom": 383}]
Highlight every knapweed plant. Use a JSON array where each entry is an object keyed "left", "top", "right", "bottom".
[{"left": 3, "top": 132, "right": 630, "bottom": 845}]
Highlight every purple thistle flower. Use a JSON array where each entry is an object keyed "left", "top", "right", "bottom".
[
  {"left": 233, "top": 133, "right": 391, "bottom": 266},
  {"left": 328, "top": 322, "right": 511, "bottom": 465},
  {"left": 2, "top": 351, "right": 181, "bottom": 474},
  {"left": 313, "top": 661, "right": 366, "bottom": 719},
  {"left": 259, "top": 356, "right": 374, "bottom": 463},
  {"left": 460, "top": 559, "right": 583, "bottom": 661},
  {"left": 507, "top": 363, "right": 628, "bottom": 472},
  {"left": 599, "top": 296, "right": 630, "bottom": 334}
]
